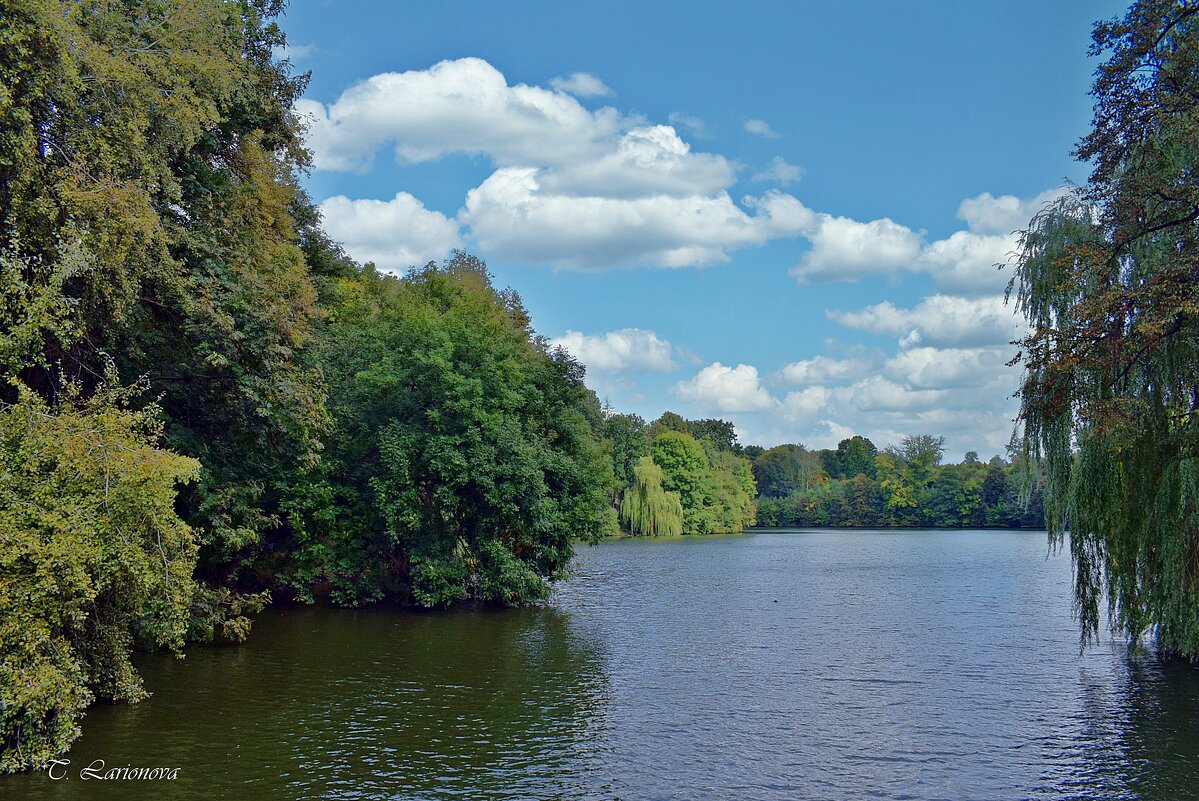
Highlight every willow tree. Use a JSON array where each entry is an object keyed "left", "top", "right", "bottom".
[
  {"left": 620, "top": 456, "right": 684, "bottom": 537},
  {"left": 1010, "top": 0, "right": 1199, "bottom": 657}
]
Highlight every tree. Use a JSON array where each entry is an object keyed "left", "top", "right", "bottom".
[
  {"left": 899, "top": 434, "right": 945, "bottom": 487},
  {"left": 753, "top": 444, "right": 823, "bottom": 497},
  {"left": 1011, "top": 1, "right": 1199, "bottom": 656},
  {"left": 620, "top": 457, "right": 684, "bottom": 537},
  {"left": 652, "top": 431, "right": 715, "bottom": 534},
  {"left": 0, "top": 0, "right": 312, "bottom": 770},
  {"left": 602, "top": 413, "right": 650, "bottom": 490},
  {"left": 0, "top": 376, "right": 200, "bottom": 771},
  {"left": 286, "top": 256, "right": 617, "bottom": 608},
  {"left": 687, "top": 418, "right": 741, "bottom": 454},
  {"left": 836, "top": 436, "right": 880, "bottom": 479},
  {"left": 0, "top": 0, "right": 327, "bottom": 598}
]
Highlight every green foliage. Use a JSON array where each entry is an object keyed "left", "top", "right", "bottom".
[
  {"left": 0, "top": 376, "right": 199, "bottom": 772},
  {"left": 753, "top": 435, "right": 1043, "bottom": 530},
  {"left": 602, "top": 413, "right": 650, "bottom": 489},
  {"left": 822, "top": 436, "right": 879, "bottom": 480},
  {"left": 650, "top": 430, "right": 756, "bottom": 534},
  {"left": 754, "top": 444, "right": 824, "bottom": 497},
  {"left": 0, "top": 0, "right": 326, "bottom": 580},
  {"left": 648, "top": 411, "right": 741, "bottom": 453},
  {"left": 620, "top": 456, "right": 684, "bottom": 537},
  {"left": 280, "top": 256, "right": 617, "bottom": 608},
  {"left": 1010, "top": 1, "right": 1199, "bottom": 657}
]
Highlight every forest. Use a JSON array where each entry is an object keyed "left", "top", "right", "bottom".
[
  {"left": 601, "top": 412, "right": 1045, "bottom": 533},
  {"left": 4, "top": 0, "right": 1196, "bottom": 778}
]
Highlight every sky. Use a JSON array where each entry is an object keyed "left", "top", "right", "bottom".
[{"left": 278, "top": 0, "right": 1129, "bottom": 460}]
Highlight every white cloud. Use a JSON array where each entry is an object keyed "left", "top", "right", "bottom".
[
  {"left": 537, "top": 125, "right": 735, "bottom": 198},
  {"left": 302, "top": 58, "right": 820, "bottom": 270},
  {"left": 552, "top": 328, "right": 676, "bottom": 373},
  {"left": 919, "top": 229, "right": 1015, "bottom": 295},
  {"left": 883, "top": 346, "right": 1009, "bottom": 389},
  {"left": 296, "top": 57, "right": 628, "bottom": 171},
  {"left": 752, "top": 156, "right": 804, "bottom": 186},
  {"left": 828, "top": 294, "right": 1027, "bottom": 349},
  {"left": 744, "top": 118, "right": 780, "bottom": 138},
  {"left": 790, "top": 215, "right": 923, "bottom": 283},
  {"left": 550, "top": 72, "right": 613, "bottom": 98},
  {"left": 957, "top": 188, "right": 1065, "bottom": 235},
  {"left": 318, "top": 192, "right": 461, "bottom": 271},
  {"left": 462, "top": 174, "right": 812, "bottom": 269},
  {"left": 649, "top": 343, "right": 1022, "bottom": 457},
  {"left": 782, "top": 385, "right": 832, "bottom": 418},
  {"left": 674, "top": 362, "right": 778, "bottom": 412},
  {"left": 788, "top": 188, "right": 1067, "bottom": 295},
  {"left": 779, "top": 355, "right": 873, "bottom": 385},
  {"left": 762, "top": 364, "right": 1020, "bottom": 455}
]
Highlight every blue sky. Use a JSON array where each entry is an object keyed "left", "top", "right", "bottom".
[{"left": 279, "top": 0, "right": 1127, "bottom": 459}]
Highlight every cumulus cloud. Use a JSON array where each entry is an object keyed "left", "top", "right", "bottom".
[
  {"left": 919, "top": 229, "right": 1015, "bottom": 295},
  {"left": 957, "top": 188, "right": 1065, "bottom": 235},
  {"left": 767, "top": 360, "right": 1020, "bottom": 455},
  {"left": 744, "top": 118, "right": 780, "bottom": 138},
  {"left": 752, "top": 156, "right": 804, "bottom": 186},
  {"left": 296, "top": 57, "right": 627, "bottom": 171},
  {"left": 674, "top": 363, "right": 778, "bottom": 412},
  {"left": 463, "top": 175, "right": 813, "bottom": 269},
  {"left": 779, "top": 355, "right": 874, "bottom": 385},
  {"left": 883, "top": 346, "right": 1009, "bottom": 390},
  {"left": 552, "top": 328, "right": 676, "bottom": 373},
  {"left": 537, "top": 125, "right": 736, "bottom": 198},
  {"left": 301, "top": 58, "right": 821, "bottom": 269},
  {"left": 789, "top": 188, "right": 1067, "bottom": 295},
  {"left": 828, "top": 294, "right": 1027, "bottom": 349},
  {"left": 781, "top": 385, "right": 832, "bottom": 418},
  {"left": 550, "top": 71, "right": 613, "bottom": 98},
  {"left": 318, "top": 192, "right": 461, "bottom": 270},
  {"left": 790, "top": 215, "right": 923, "bottom": 283}
]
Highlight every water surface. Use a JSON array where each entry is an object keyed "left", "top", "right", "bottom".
[{"left": 8, "top": 530, "right": 1199, "bottom": 799}]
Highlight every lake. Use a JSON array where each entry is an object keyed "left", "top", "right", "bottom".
[{"left": 7, "top": 529, "right": 1199, "bottom": 800}]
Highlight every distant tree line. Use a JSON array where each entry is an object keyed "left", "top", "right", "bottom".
[
  {"left": 749, "top": 435, "right": 1045, "bottom": 529},
  {"left": 595, "top": 415, "right": 1044, "bottom": 536}
]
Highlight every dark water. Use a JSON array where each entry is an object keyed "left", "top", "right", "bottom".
[{"left": 7, "top": 530, "right": 1199, "bottom": 800}]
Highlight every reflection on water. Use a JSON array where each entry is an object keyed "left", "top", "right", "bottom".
[
  {"left": 5, "top": 530, "right": 1198, "bottom": 800},
  {"left": 5, "top": 607, "right": 610, "bottom": 800}
]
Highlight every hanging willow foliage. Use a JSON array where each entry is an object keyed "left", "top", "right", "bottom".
[
  {"left": 620, "top": 456, "right": 684, "bottom": 537},
  {"left": 1011, "top": 1, "right": 1199, "bottom": 658}
]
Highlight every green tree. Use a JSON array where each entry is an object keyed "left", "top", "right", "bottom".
[
  {"left": 651, "top": 431, "right": 714, "bottom": 533},
  {"left": 0, "top": 377, "right": 200, "bottom": 771},
  {"left": 899, "top": 434, "right": 945, "bottom": 487},
  {"left": 620, "top": 456, "right": 684, "bottom": 537},
  {"left": 285, "top": 256, "right": 616, "bottom": 607},
  {"left": 0, "top": 0, "right": 326, "bottom": 601},
  {"left": 753, "top": 444, "right": 824, "bottom": 497},
  {"left": 650, "top": 430, "right": 755, "bottom": 534},
  {"left": 687, "top": 417, "right": 741, "bottom": 454},
  {"left": 1011, "top": 1, "right": 1199, "bottom": 655},
  {"left": 602, "top": 413, "right": 650, "bottom": 490},
  {"left": 836, "top": 435, "right": 880, "bottom": 479}
]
